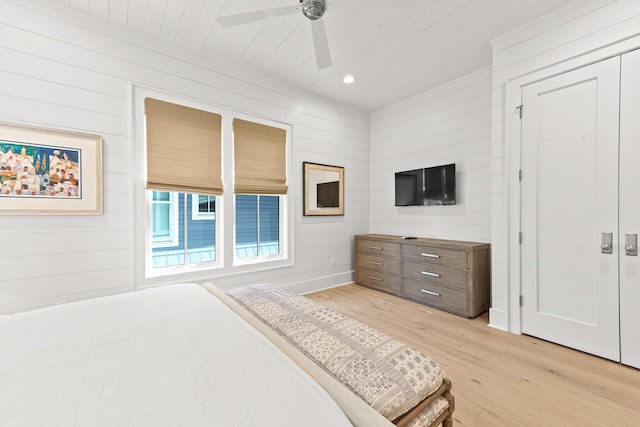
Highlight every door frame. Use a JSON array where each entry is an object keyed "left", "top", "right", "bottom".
[{"left": 503, "top": 40, "right": 640, "bottom": 334}]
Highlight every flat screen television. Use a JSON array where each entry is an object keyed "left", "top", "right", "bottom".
[{"left": 394, "top": 164, "right": 456, "bottom": 206}]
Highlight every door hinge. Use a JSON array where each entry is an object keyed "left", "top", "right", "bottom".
[
  {"left": 519, "top": 170, "right": 523, "bottom": 182},
  {"left": 519, "top": 232, "right": 523, "bottom": 244},
  {"left": 519, "top": 295, "right": 524, "bottom": 307},
  {"left": 516, "top": 104, "right": 523, "bottom": 119}
]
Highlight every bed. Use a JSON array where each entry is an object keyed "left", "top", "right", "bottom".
[
  {"left": 0, "top": 283, "right": 453, "bottom": 427},
  {"left": 0, "top": 284, "right": 353, "bottom": 426}
]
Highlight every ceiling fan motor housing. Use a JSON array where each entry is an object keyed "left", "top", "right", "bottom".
[{"left": 301, "top": 0, "right": 326, "bottom": 20}]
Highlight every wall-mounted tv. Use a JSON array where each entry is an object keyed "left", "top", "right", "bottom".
[{"left": 395, "top": 164, "right": 456, "bottom": 206}]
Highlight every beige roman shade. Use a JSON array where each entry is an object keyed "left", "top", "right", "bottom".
[
  {"left": 233, "top": 118, "right": 288, "bottom": 195},
  {"left": 144, "top": 98, "right": 223, "bottom": 195}
]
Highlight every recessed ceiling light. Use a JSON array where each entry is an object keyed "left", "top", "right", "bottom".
[{"left": 343, "top": 74, "right": 355, "bottom": 84}]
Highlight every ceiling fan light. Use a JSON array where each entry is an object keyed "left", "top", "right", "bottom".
[{"left": 302, "top": 0, "right": 326, "bottom": 20}]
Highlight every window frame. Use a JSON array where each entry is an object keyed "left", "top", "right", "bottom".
[
  {"left": 132, "top": 86, "right": 294, "bottom": 288},
  {"left": 191, "top": 194, "right": 216, "bottom": 221}
]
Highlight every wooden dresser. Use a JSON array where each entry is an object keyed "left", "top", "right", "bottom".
[{"left": 354, "top": 234, "right": 490, "bottom": 318}]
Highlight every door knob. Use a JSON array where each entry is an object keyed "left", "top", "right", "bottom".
[
  {"left": 625, "top": 233, "right": 638, "bottom": 256},
  {"left": 601, "top": 232, "right": 613, "bottom": 254}
]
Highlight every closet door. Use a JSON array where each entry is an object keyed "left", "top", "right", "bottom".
[
  {"left": 620, "top": 49, "right": 640, "bottom": 369},
  {"left": 520, "top": 57, "right": 621, "bottom": 361}
]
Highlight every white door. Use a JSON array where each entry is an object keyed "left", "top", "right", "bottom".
[
  {"left": 620, "top": 49, "right": 640, "bottom": 369},
  {"left": 520, "top": 57, "right": 621, "bottom": 361}
]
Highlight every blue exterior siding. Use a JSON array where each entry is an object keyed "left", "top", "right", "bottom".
[
  {"left": 236, "top": 195, "right": 257, "bottom": 244},
  {"left": 259, "top": 196, "right": 280, "bottom": 243},
  {"left": 186, "top": 195, "right": 215, "bottom": 250}
]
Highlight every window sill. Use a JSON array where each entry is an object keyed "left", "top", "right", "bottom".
[{"left": 140, "top": 256, "right": 293, "bottom": 289}]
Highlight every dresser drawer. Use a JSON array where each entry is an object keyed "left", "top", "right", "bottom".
[
  {"left": 402, "top": 245, "right": 468, "bottom": 270},
  {"left": 356, "top": 238, "right": 401, "bottom": 258},
  {"left": 403, "top": 279, "right": 468, "bottom": 316},
  {"left": 355, "top": 268, "right": 402, "bottom": 294},
  {"left": 356, "top": 253, "right": 401, "bottom": 275},
  {"left": 402, "top": 261, "right": 467, "bottom": 291}
]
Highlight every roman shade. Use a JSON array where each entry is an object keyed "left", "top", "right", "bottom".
[
  {"left": 144, "top": 98, "right": 222, "bottom": 195},
  {"left": 233, "top": 118, "right": 287, "bottom": 195}
]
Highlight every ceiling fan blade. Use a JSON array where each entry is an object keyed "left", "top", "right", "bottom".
[
  {"left": 330, "top": 0, "right": 420, "bottom": 9},
  {"left": 216, "top": 4, "right": 300, "bottom": 28},
  {"left": 310, "top": 19, "right": 332, "bottom": 70}
]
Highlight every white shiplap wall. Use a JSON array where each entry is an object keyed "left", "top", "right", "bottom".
[
  {"left": 369, "top": 67, "right": 492, "bottom": 243},
  {"left": 490, "top": 0, "right": 640, "bottom": 331},
  {"left": 0, "top": 0, "right": 369, "bottom": 314}
]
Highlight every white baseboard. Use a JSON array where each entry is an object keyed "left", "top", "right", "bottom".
[
  {"left": 488, "top": 307, "right": 509, "bottom": 332},
  {"left": 286, "top": 271, "right": 354, "bottom": 295}
]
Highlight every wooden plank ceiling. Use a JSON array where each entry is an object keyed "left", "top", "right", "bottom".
[{"left": 45, "top": 0, "right": 575, "bottom": 112}]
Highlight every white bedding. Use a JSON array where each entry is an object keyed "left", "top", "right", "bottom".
[{"left": 0, "top": 284, "right": 354, "bottom": 427}]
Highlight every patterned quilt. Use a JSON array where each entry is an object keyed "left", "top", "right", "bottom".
[{"left": 227, "top": 284, "right": 445, "bottom": 422}]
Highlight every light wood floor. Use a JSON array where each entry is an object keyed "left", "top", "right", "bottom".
[{"left": 307, "top": 284, "right": 640, "bottom": 427}]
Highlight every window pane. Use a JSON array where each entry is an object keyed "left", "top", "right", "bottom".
[
  {"left": 234, "top": 195, "right": 280, "bottom": 259},
  {"left": 187, "top": 194, "right": 216, "bottom": 264},
  {"left": 150, "top": 192, "right": 216, "bottom": 269},
  {"left": 259, "top": 195, "right": 280, "bottom": 255},
  {"left": 235, "top": 195, "right": 258, "bottom": 258}
]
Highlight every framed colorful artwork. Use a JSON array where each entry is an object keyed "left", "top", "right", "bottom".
[{"left": 0, "top": 122, "right": 103, "bottom": 214}]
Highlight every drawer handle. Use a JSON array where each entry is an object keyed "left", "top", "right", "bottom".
[
  {"left": 421, "top": 271, "right": 440, "bottom": 278},
  {"left": 370, "top": 246, "right": 383, "bottom": 250},
  {"left": 421, "top": 289, "right": 440, "bottom": 297},
  {"left": 421, "top": 253, "right": 440, "bottom": 258},
  {"left": 369, "top": 276, "right": 383, "bottom": 281},
  {"left": 369, "top": 261, "right": 383, "bottom": 266}
]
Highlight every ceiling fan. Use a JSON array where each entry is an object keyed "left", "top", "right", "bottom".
[{"left": 216, "top": 0, "right": 420, "bottom": 70}]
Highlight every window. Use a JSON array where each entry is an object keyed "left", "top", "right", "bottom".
[
  {"left": 150, "top": 192, "right": 217, "bottom": 269},
  {"left": 232, "top": 118, "right": 286, "bottom": 263},
  {"left": 192, "top": 194, "right": 216, "bottom": 220},
  {"left": 134, "top": 88, "right": 293, "bottom": 285}
]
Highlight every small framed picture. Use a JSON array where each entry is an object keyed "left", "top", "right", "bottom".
[{"left": 303, "top": 162, "right": 344, "bottom": 216}]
